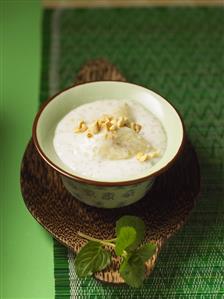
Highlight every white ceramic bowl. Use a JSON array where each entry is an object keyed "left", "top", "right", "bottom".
[{"left": 33, "top": 81, "right": 184, "bottom": 208}]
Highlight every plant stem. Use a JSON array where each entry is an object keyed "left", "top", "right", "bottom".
[
  {"left": 122, "top": 250, "right": 128, "bottom": 257},
  {"left": 78, "top": 231, "right": 116, "bottom": 248},
  {"left": 106, "top": 238, "right": 117, "bottom": 243}
]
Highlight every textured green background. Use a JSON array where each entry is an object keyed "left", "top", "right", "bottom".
[
  {"left": 1, "top": 2, "right": 54, "bottom": 298},
  {"left": 44, "top": 7, "right": 224, "bottom": 299}
]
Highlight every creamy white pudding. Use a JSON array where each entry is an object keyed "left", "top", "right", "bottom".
[{"left": 53, "top": 100, "right": 167, "bottom": 181}]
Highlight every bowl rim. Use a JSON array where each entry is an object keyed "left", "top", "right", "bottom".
[{"left": 32, "top": 81, "right": 185, "bottom": 186}]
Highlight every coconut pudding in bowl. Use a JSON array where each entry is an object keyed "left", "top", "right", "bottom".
[{"left": 33, "top": 81, "right": 184, "bottom": 208}]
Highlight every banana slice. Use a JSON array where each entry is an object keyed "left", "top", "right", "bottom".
[
  {"left": 113, "top": 103, "right": 135, "bottom": 123},
  {"left": 98, "top": 127, "right": 150, "bottom": 160}
]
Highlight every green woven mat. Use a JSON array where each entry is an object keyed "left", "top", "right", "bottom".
[{"left": 40, "top": 7, "right": 224, "bottom": 298}]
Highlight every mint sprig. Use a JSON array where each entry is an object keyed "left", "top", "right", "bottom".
[
  {"left": 75, "top": 215, "right": 156, "bottom": 288},
  {"left": 116, "top": 215, "right": 145, "bottom": 250},
  {"left": 115, "top": 226, "right": 136, "bottom": 256},
  {"left": 74, "top": 241, "right": 111, "bottom": 277},
  {"left": 119, "top": 253, "right": 145, "bottom": 288},
  {"left": 135, "top": 243, "right": 157, "bottom": 262}
]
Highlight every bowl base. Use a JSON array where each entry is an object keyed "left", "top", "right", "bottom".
[{"left": 61, "top": 175, "right": 155, "bottom": 209}]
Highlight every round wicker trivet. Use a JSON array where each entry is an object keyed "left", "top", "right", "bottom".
[{"left": 21, "top": 59, "right": 200, "bottom": 284}]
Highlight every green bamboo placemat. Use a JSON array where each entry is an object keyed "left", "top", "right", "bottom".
[{"left": 40, "top": 7, "right": 224, "bottom": 298}]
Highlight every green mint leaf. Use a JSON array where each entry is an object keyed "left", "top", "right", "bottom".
[
  {"left": 116, "top": 215, "right": 145, "bottom": 250},
  {"left": 119, "top": 254, "right": 145, "bottom": 288},
  {"left": 115, "top": 226, "right": 136, "bottom": 256},
  {"left": 119, "top": 242, "right": 156, "bottom": 287},
  {"left": 135, "top": 242, "right": 157, "bottom": 262},
  {"left": 74, "top": 241, "right": 111, "bottom": 277}
]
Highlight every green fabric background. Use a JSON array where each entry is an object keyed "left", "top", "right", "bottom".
[{"left": 1, "top": 2, "right": 54, "bottom": 298}]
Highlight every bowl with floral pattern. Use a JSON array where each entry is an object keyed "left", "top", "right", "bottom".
[{"left": 32, "top": 81, "right": 184, "bottom": 209}]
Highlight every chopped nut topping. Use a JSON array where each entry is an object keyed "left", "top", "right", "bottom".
[
  {"left": 148, "top": 150, "right": 160, "bottom": 159},
  {"left": 136, "top": 150, "right": 160, "bottom": 162},
  {"left": 117, "top": 116, "right": 124, "bottom": 128},
  {"left": 74, "top": 120, "right": 88, "bottom": 133},
  {"left": 105, "top": 120, "right": 112, "bottom": 131},
  {"left": 74, "top": 113, "right": 143, "bottom": 140},
  {"left": 109, "top": 124, "right": 117, "bottom": 131},
  {"left": 90, "top": 121, "right": 100, "bottom": 134},
  {"left": 86, "top": 132, "right": 93, "bottom": 138},
  {"left": 100, "top": 115, "right": 113, "bottom": 124},
  {"left": 98, "top": 117, "right": 106, "bottom": 126},
  {"left": 136, "top": 152, "right": 148, "bottom": 162},
  {"left": 117, "top": 116, "right": 129, "bottom": 128},
  {"left": 111, "top": 119, "right": 117, "bottom": 125},
  {"left": 131, "top": 122, "right": 142, "bottom": 133}
]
